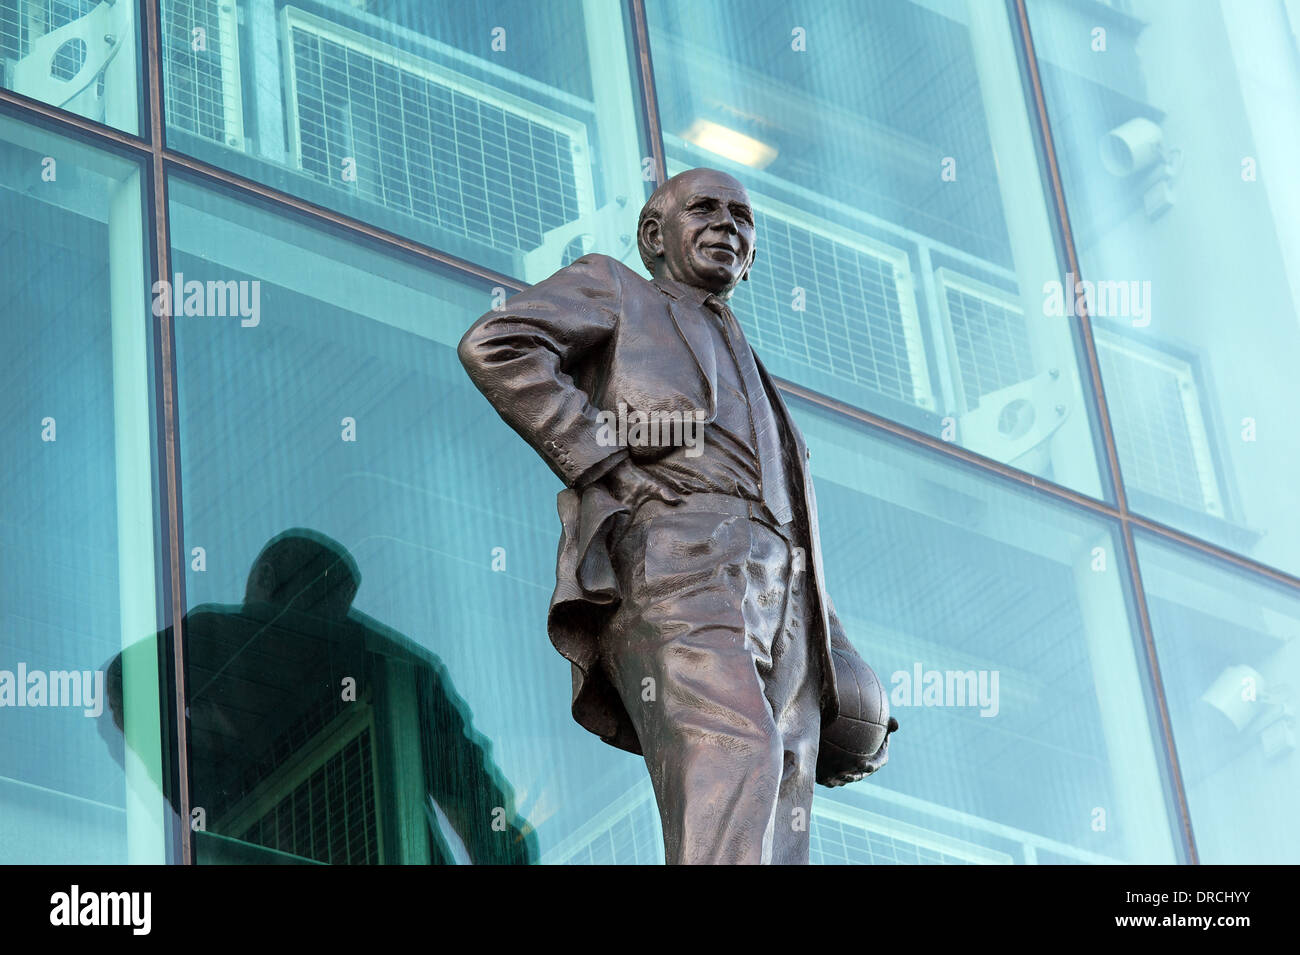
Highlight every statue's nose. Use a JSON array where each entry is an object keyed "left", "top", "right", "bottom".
[{"left": 708, "top": 212, "right": 738, "bottom": 234}]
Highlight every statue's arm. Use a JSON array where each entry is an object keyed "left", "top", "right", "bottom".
[{"left": 457, "top": 253, "right": 627, "bottom": 487}]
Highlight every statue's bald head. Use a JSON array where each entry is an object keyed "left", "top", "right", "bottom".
[{"left": 637, "top": 168, "right": 756, "bottom": 299}]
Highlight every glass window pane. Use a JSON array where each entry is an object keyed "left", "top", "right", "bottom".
[
  {"left": 160, "top": 0, "right": 650, "bottom": 285},
  {"left": 1137, "top": 532, "right": 1300, "bottom": 863},
  {"left": 645, "top": 0, "right": 1110, "bottom": 500},
  {"left": 0, "top": 110, "right": 168, "bottom": 862},
  {"left": 797, "top": 398, "right": 1179, "bottom": 863},
  {"left": 1025, "top": 0, "right": 1300, "bottom": 575},
  {"left": 0, "top": 0, "right": 141, "bottom": 135}
]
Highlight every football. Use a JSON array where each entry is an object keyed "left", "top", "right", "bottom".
[{"left": 817, "top": 647, "right": 891, "bottom": 776}]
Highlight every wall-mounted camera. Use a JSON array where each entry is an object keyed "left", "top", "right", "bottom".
[{"left": 1100, "top": 117, "right": 1182, "bottom": 220}]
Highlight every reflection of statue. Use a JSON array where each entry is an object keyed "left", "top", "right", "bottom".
[
  {"left": 459, "top": 168, "right": 896, "bottom": 865},
  {"left": 102, "top": 529, "right": 534, "bottom": 865}
]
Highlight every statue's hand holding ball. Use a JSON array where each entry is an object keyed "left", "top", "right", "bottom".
[{"left": 817, "top": 647, "right": 899, "bottom": 787}]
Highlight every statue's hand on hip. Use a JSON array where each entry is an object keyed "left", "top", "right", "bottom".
[{"left": 605, "top": 459, "right": 682, "bottom": 513}]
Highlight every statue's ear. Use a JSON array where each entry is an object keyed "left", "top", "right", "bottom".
[
  {"left": 638, "top": 213, "right": 664, "bottom": 264},
  {"left": 742, "top": 247, "right": 756, "bottom": 282}
]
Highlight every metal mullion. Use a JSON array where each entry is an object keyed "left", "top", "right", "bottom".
[
  {"left": 1011, "top": 1, "right": 1129, "bottom": 515},
  {"left": 627, "top": 0, "right": 667, "bottom": 183},
  {"left": 0, "top": 87, "right": 152, "bottom": 154},
  {"left": 775, "top": 375, "right": 1119, "bottom": 519},
  {"left": 159, "top": 148, "right": 526, "bottom": 293},
  {"left": 781, "top": 372, "right": 1300, "bottom": 591},
  {"left": 143, "top": 0, "right": 192, "bottom": 865},
  {"left": 1118, "top": 519, "right": 1199, "bottom": 863},
  {"left": 1126, "top": 513, "right": 1300, "bottom": 590},
  {"left": 1009, "top": 0, "right": 1198, "bottom": 864}
]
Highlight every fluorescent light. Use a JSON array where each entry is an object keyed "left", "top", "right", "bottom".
[{"left": 680, "top": 119, "right": 778, "bottom": 169}]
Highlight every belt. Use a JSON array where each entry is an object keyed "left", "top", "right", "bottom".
[{"left": 632, "top": 492, "right": 799, "bottom": 544}]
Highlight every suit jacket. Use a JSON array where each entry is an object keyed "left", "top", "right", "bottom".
[{"left": 458, "top": 253, "right": 854, "bottom": 755}]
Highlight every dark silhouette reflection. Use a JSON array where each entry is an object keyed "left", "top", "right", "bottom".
[{"left": 102, "top": 528, "right": 536, "bottom": 865}]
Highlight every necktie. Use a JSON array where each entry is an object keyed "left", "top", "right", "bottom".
[{"left": 705, "top": 294, "right": 794, "bottom": 526}]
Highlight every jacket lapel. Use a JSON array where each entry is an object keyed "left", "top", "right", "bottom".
[{"left": 752, "top": 349, "right": 808, "bottom": 464}]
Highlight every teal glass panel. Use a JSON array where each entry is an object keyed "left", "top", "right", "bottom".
[
  {"left": 645, "top": 0, "right": 1109, "bottom": 501},
  {"left": 1025, "top": 0, "right": 1300, "bottom": 575},
  {"left": 796, "top": 398, "right": 1179, "bottom": 863},
  {"left": 0, "top": 0, "right": 142, "bottom": 135},
  {"left": 0, "top": 109, "right": 169, "bottom": 862},
  {"left": 1137, "top": 532, "right": 1300, "bottom": 863},
  {"left": 160, "top": 0, "right": 650, "bottom": 284}
]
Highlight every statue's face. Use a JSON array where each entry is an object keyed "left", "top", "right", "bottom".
[{"left": 651, "top": 171, "right": 756, "bottom": 298}]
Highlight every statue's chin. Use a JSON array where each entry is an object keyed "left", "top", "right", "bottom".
[{"left": 682, "top": 254, "right": 736, "bottom": 289}]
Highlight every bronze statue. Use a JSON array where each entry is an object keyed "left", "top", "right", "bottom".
[{"left": 459, "top": 168, "right": 896, "bottom": 864}]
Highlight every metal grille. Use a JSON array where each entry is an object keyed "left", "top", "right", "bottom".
[
  {"left": 1096, "top": 335, "right": 1222, "bottom": 516},
  {"left": 942, "top": 280, "right": 1036, "bottom": 409},
  {"left": 550, "top": 782, "right": 999, "bottom": 865},
  {"left": 810, "top": 815, "right": 979, "bottom": 865},
  {"left": 745, "top": 209, "right": 930, "bottom": 407},
  {"left": 285, "top": 17, "right": 582, "bottom": 255},
  {"left": 161, "top": 0, "right": 242, "bottom": 148},
  {"left": 240, "top": 727, "right": 380, "bottom": 865},
  {"left": 561, "top": 802, "right": 661, "bottom": 865},
  {"left": 0, "top": 0, "right": 93, "bottom": 63},
  {"left": 542, "top": 784, "right": 662, "bottom": 864}
]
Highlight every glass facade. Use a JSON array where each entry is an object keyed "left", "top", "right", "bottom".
[
  {"left": 1, "top": 0, "right": 1297, "bottom": 865},
  {"left": 1025, "top": 0, "right": 1300, "bottom": 578}
]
